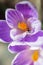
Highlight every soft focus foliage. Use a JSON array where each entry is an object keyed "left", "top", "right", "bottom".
[{"left": 0, "top": 42, "right": 15, "bottom": 65}]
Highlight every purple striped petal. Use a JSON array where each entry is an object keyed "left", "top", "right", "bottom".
[
  {"left": 0, "top": 20, "right": 12, "bottom": 43},
  {"left": 5, "top": 9, "right": 24, "bottom": 28},
  {"left": 8, "top": 41, "right": 30, "bottom": 53},
  {"left": 16, "top": 1, "right": 38, "bottom": 19},
  {"left": 12, "top": 49, "right": 33, "bottom": 65},
  {"left": 20, "top": 30, "right": 43, "bottom": 46}
]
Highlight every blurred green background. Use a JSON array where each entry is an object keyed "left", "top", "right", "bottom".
[
  {"left": 0, "top": 43, "right": 15, "bottom": 65},
  {"left": 0, "top": 0, "right": 43, "bottom": 65}
]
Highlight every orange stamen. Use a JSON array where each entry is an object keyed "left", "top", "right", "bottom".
[
  {"left": 18, "top": 22, "right": 28, "bottom": 31},
  {"left": 32, "top": 50, "right": 39, "bottom": 61}
]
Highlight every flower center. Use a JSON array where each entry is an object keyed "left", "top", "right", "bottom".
[
  {"left": 18, "top": 22, "right": 28, "bottom": 31},
  {"left": 32, "top": 50, "right": 39, "bottom": 61}
]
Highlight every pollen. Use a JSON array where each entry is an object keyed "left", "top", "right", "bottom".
[
  {"left": 18, "top": 22, "right": 28, "bottom": 31},
  {"left": 32, "top": 50, "right": 39, "bottom": 61}
]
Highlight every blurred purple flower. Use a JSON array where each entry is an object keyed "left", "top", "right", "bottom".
[
  {"left": 5, "top": 1, "right": 41, "bottom": 41},
  {"left": 7, "top": 1, "right": 43, "bottom": 65},
  {"left": 9, "top": 44, "right": 43, "bottom": 65},
  {"left": 0, "top": 1, "right": 41, "bottom": 43},
  {"left": 0, "top": 1, "right": 43, "bottom": 65}
]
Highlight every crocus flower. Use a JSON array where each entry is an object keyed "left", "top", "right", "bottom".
[
  {"left": 8, "top": 43, "right": 43, "bottom": 65},
  {"left": 8, "top": 1, "right": 43, "bottom": 53},
  {"left": 0, "top": 1, "right": 41, "bottom": 43},
  {"left": 5, "top": 1, "right": 41, "bottom": 41},
  {"left": 7, "top": 1, "right": 43, "bottom": 65}
]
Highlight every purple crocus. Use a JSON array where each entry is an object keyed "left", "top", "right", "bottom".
[
  {"left": 8, "top": 45, "right": 43, "bottom": 65},
  {"left": 0, "top": 1, "right": 41, "bottom": 43},
  {"left": 0, "top": 1, "right": 43, "bottom": 65},
  {"left": 5, "top": 1, "right": 41, "bottom": 41},
  {"left": 7, "top": 1, "right": 43, "bottom": 65}
]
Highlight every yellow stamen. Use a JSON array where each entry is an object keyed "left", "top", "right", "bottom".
[
  {"left": 18, "top": 22, "right": 28, "bottom": 31},
  {"left": 32, "top": 50, "right": 39, "bottom": 61}
]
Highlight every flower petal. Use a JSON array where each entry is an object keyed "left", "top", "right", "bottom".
[
  {"left": 5, "top": 9, "right": 24, "bottom": 28},
  {"left": 27, "top": 17, "right": 41, "bottom": 33},
  {"left": 8, "top": 41, "right": 30, "bottom": 53},
  {"left": 20, "top": 30, "right": 43, "bottom": 46},
  {"left": 30, "top": 62, "right": 34, "bottom": 65},
  {"left": 12, "top": 49, "right": 33, "bottom": 65},
  {"left": 10, "top": 29, "right": 27, "bottom": 40},
  {"left": 34, "top": 57, "right": 43, "bottom": 65},
  {"left": 16, "top": 1, "right": 38, "bottom": 19},
  {"left": 40, "top": 49, "right": 43, "bottom": 57},
  {"left": 0, "top": 20, "right": 12, "bottom": 43}
]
